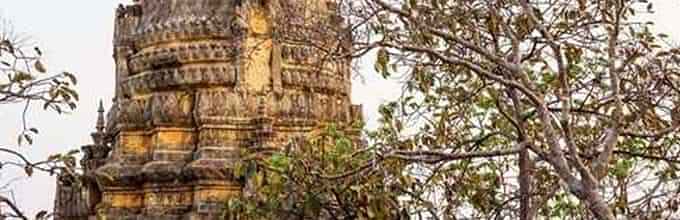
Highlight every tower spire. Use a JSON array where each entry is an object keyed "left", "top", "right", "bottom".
[{"left": 96, "top": 100, "right": 105, "bottom": 133}]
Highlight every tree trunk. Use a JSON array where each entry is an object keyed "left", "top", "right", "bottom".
[
  {"left": 584, "top": 189, "right": 616, "bottom": 220},
  {"left": 519, "top": 147, "right": 532, "bottom": 220}
]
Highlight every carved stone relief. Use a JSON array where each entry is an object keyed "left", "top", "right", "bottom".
[{"left": 62, "top": 1, "right": 363, "bottom": 219}]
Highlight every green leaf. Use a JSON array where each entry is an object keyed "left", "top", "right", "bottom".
[
  {"left": 334, "top": 137, "right": 352, "bottom": 155},
  {"left": 253, "top": 172, "right": 264, "bottom": 187},
  {"left": 303, "top": 193, "right": 322, "bottom": 216},
  {"left": 269, "top": 153, "right": 290, "bottom": 171},
  {"left": 234, "top": 162, "right": 245, "bottom": 178},
  {"left": 612, "top": 159, "right": 633, "bottom": 179}
]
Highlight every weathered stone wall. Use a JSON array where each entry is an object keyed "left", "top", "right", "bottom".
[{"left": 55, "top": 1, "right": 361, "bottom": 219}]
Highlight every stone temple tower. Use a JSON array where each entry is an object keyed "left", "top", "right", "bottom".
[{"left": 53, "top": 0, "right": 362, "bottom": 219}]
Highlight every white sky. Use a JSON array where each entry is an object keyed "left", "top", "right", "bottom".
[{"left": 0, "top": 0, "right": 679, "bottom": 217}]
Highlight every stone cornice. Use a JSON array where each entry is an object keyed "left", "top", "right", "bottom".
[
  {"left": 121, "top": 64, "right": 238, "bottom": 96},
  {"left": 128, "top": 41, "right": 240, "bottom": 74}
]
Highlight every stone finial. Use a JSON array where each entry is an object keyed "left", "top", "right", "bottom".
[
  {"left": 96, "top": 100, "right": 106, "bottom": 133},
  {"left": 90, "top": 100, "right": 107, "bottom": 147}
]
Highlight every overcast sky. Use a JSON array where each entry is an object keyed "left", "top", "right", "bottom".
[{"left": 0, "top": 0, "right": 679, "bottom": 217}]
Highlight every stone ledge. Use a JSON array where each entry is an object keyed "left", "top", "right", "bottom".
[
  {"left": 129, "top": 41, "right": 239, "bottom": 74},
  {"left": 121, "top": 64, "right": 238, "bottom": 96}
]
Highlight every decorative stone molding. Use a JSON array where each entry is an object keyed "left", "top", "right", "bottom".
[
  {"left": 135, "top": 21, "right": 239, "bottom": 49},
  {"left": 134, "top": 0, "right": 238, "bottom": 48},
  {"left": 95, "top": 163, "right": 145, "bottom": 187},
  {"left": 121, "top": 64, "right": 237, "bottom": 96},
  {"left": 195, "top": 88, "right": 257, "bottom": 124},
  {"left": 81, "top": 144, "right": 110, "bottom": 172},
  {"left": 281, "top": 67, "right": 346, "bottom": 94},
  {"left": 59, "top": 1, "right": 363, "bottom": 219},
  {"left": 116, "top": 4, "right": 142, "bottom": 18},
  {"left": 141, "top": 184, "right": 193, "bottom": 215},
  {"left": 117, "top": 97, "right": 151, "bottom": 130},
  {"left": 183, "top": 159, "right": 235, "bottom": 181},
  {"left": 114, "top": 4, "right": 142, "bottom": 47},
  {"left": 128, "top": 41, "right": 240, "bottom": 74},
  {"left": 150, "top": 92, "right": 194, "bottom": 127}
]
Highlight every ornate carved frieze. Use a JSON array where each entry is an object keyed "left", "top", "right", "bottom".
[
  {"left": 150, "top": 128, "right": 196, "bottom": 152},
  {"left": 81, "top": 144, "right": 111, "bottom": 172},
  {"left": 95, "top": 162, "right": 145, "bottom": 187},
  {"left": 105, "top": 101, "right": 120, "bottom": 135},
  {"left": 193, "top": 181, "right": 241, "bottom": 203},
  {"left": 150, "top": 92, "right": 194, "bottom": 127},
  {"left": 280, "top": 44, "right": 344, "bottom": 70},
  {"left": 121, "top": 64, "right": 237, "bottom": 95},
  {"left": 273, "top": 90, "right": 316, "bottom": 123},
  {"left": 183, "top": 159, "right": 235, "bottom": 181},
  {"left": 101, "top": 189, "right": 144, "bottom": 209},
  {"left": 281, "top": 67, "right": 346, "bottom": 94},
  {"left": 117, "top": 96, "right": 151, "bottom": 130},
  {"left": 135, "top": 21, "right": 239, "bottom": 49},
  {"left": 198, "top": 127, "right": 251, "bottom": 149},
  {"left": 61, "top": 1, "right": 363, "bottom": 219},
  {"left": 134, "top": 0, "right": 238, "bottom": 48},
  {"left": 195, "top": 88, "right": 257, "bottom": 125},
  {"left": 114, "top": 4, "right": 142, "bottom": 47},
  {"left": 142, "top": 184, "right": 193, "bottom": 215},
  {"left": 117, "top": 131, "right": 151, "bottom": 162},
  {"left": 128, "top": 41, "right": 240, "bottom": 74}
]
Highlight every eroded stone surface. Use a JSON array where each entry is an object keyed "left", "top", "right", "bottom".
[{"left": 54, "top": 1, "right": 361, "bottom": 219}]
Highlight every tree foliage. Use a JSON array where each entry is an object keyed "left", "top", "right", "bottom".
[
  {"left": 239, "top": 0, "right": 680, "bottom": 219},
  {"left": 229, "top": 125, "right": 409, "bottom": 219}
]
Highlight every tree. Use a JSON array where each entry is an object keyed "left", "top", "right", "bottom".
[
  {"left": 0, "top": 18, "right": 79, "bottom": 220},
  {"left": 238, "top": 0, "right": 680, "bottom": 219}
]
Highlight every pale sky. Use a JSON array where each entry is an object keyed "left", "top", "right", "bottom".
[{"left": 0, "top": 0, "right": 679, "bottom": 217}]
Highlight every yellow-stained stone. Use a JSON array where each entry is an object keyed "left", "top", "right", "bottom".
[
  {"left": 244, "top": 5, "right": 273, "bottom": 92},
  {"left": 57, "top": 1, "right": 360, "bottom": 219},
  {"left": 200, "top": 128, "right": 252, "bottom": 142},
  {"left": 248, "top": 5, "right": 271, "bottom": 35},
  {"left": 244, "top": 38, "right": 272, "bottom": 92},
  {"left": 119, "top": 132, "right": 149, "bottom": 155},
  {"left": 153, "top": 128, "right": 196, "bottom": 151},
  {"left": 194, "top": 183, "right": 241, "bottom": 202},
  {"left": 144, "top": 190, "right": 193, "bottom": 208},
  {"left": 104, "top": 191, "right": 143, "bottom": 209}
]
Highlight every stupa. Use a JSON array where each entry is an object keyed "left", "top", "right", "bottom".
[{"left": 53, "top": 0, "right": 362, "bottom": 219}]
